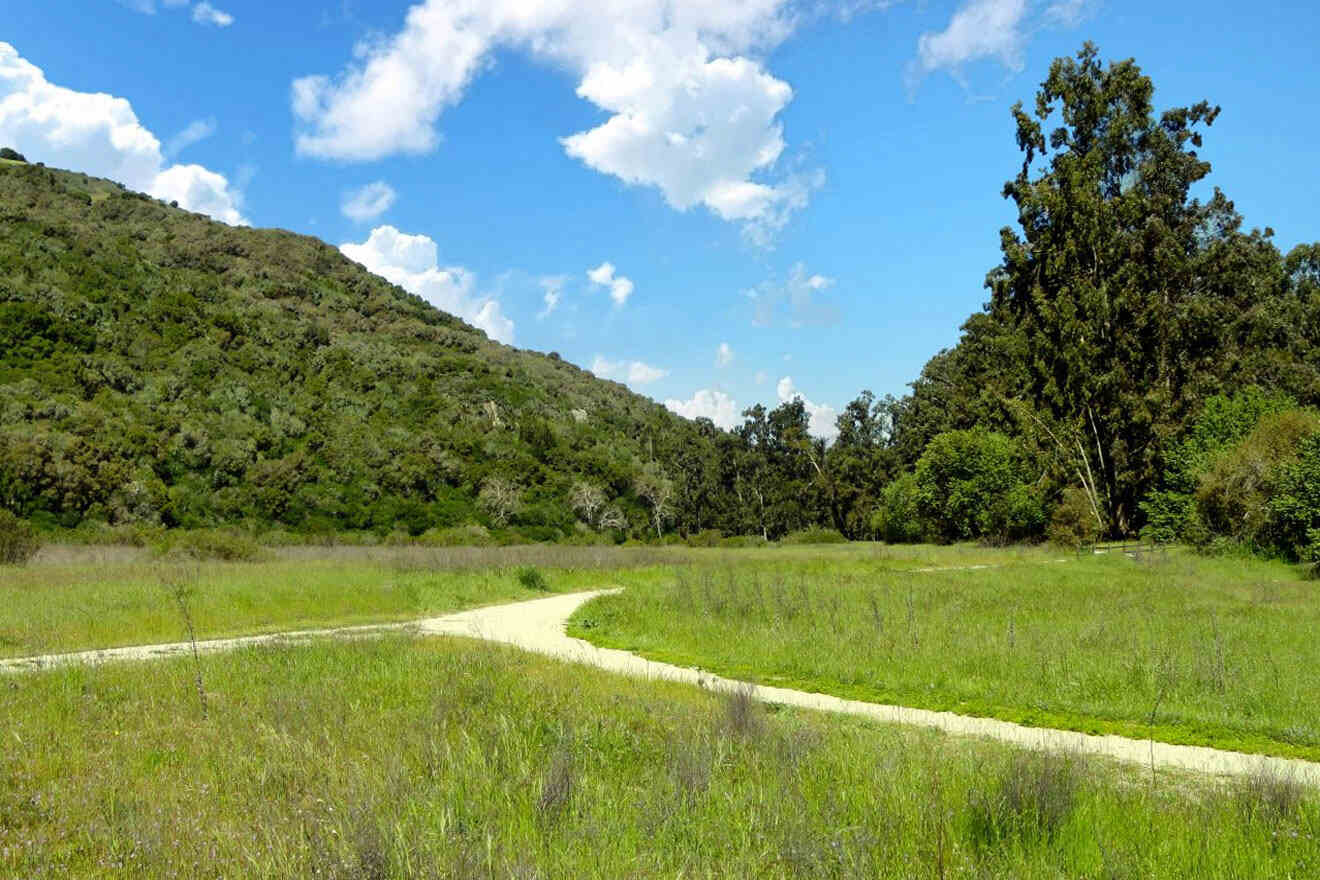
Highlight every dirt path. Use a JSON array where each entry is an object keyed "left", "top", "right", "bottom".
[{"left": 5, "top": 589, "right": 1318, "bottom": 785}]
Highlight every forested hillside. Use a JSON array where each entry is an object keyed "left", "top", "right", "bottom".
[
  {"left": 0, "top": 159, "right": 726, "bottom": 540},
  {"left": 3, "top": 44, "right": 1319, "bottom": 554}
]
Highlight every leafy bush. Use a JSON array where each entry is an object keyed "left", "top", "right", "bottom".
[
  {"left": 719, "top": 534, "right": 769, "bottom": 548},
  {"left": 516, "top": 566, "right": 549, "bottom": 591},
  {"left": 871, "top": 472, "right": 924, "bottom": 544},
  {"left": 1048, "top": 487, "right": 1101, "bottom": 548},
  {"left": 419, "top": 524, "right": 494, "bottom": 547},
  {"left": 0, "top": 147, "right": 26, "bottom": 162},
  {"left": 156, "top": 529, "right": 264, "bottom": 561},
  {"left": 1139, "top": 490, "right": 1196, "bottom": 544},
  {"left": 986, "top": 483, "right": 1047, "bottom": 545},
  {"left": 914, "top": 430, "right": 1044, "bottom": 543},
  {"left": 780, "top": 526, "right": 847, "bottom": 545},
  {"left": 0, "top": 509, "right": 41, "bottom": 564},
  {"left": 1269, "top": 434, "right": 1320, "bottom": 561},
  {"left": 1196, "top": 409, "right": 1320, "bottom": 549},
  {"left": 684, "top": 529, "right": 724, "bottom": 547},
  {"left": 1140, "top": 388, "right": 1299, "bottom": 540}
]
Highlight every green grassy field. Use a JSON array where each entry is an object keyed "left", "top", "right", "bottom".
[
  {"left": 0, "top": 544, "right": 657, "bottom": 658},
  {"left": 569, "top": 548, "right": 1320, "bottom": 760},
  {"left": 4, "top": 634, "right": 1317, "bottom": 878},
  {"left": 0, "top": 542, "right": 1050, "bottom": 659}
]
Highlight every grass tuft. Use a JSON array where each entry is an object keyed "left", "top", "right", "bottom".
[
  {"left": 1234, "top": 765, "right": 1305, "bottom": 827},
  {"left": 968, "top": 750, "right": 1080, "bottom": 848},
  {"left": 721, "top": 682, "right": 764, "bottom": 741},
  {"left": 515, "top": 565, "right": 550, "bottom": 592},
  {"left": 536, "top": 744, "right": 576, "bottom": 820}
]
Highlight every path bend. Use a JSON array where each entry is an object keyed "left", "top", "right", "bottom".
[{"left": 5, "top": 588, "right": 1318, "bottom": 786}]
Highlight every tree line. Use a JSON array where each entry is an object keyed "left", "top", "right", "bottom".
[{"left": 634, "top": 44, "right": 1320, "bottom": 558}]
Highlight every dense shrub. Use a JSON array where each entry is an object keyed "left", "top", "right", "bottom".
[
  {"left": 0, "top": 509, "right": 41, "bottom": 564},
  {"left": 1139, "top": 490, "right": 1196, "bottom": 544},
  {"left": 515, "top": 566, "right": 549, "bottom": 591},
  {"left": 1195, "top": 409, "right": 1320, "bottom": 549},
  {"left": 1048, "top": 487, "right": 1102, "bottom": 548},
  {"left": 0, "top": 147, "right": 26, "bottom": 162},
  {"left": 719, "top": 534, "right": 769, "bottom": 548},
  {"left": 914, "top": 430, "right": 1044, "bottom": 543},
  {"left": 684, "top": 529, "right": 724, "bottom": 547},
  {"left": 780, "top": 526, "right": 847, "bottom": 545},
  {"left": 1139, "top": 388, "right": 1299, "bottom": 540},
  {"left": 156, "top": 529, "right": 264, "bottom": 561},
  {"left": 871, "top": 472, "right": 924, "bottom": 544},
  {"left": 419, "top": 524, "right": 494, "bottom": 547},
  {"left": 1269, "top": 434, "right": 1320, "bottom": 562}
]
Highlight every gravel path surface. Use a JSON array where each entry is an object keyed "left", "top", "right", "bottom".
[{"left": 6, "top": 588, "right": 1318, "bottom": 785}]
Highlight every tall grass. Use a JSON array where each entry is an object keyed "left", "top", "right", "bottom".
[
  {"left": 3, "top": 636, "right": 1316, "bottom": 877},
  {"left": 0, "top": 542, "right": 1037, "bottom": 660},
  {"left": 570, "top": 550, "right": 1320, "bottom": 758}
]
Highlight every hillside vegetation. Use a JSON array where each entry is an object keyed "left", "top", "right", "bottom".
[{"left": 0, "top": 161, "right": 717, "bottom": 541}]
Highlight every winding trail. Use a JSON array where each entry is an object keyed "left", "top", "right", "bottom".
[{"left": 5, "top": 588, "right": 1318, "bottom": 785}]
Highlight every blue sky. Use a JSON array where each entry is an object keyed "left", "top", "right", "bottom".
[{"left": 3, "top": 1, "right": 1317, "bottom": 437}]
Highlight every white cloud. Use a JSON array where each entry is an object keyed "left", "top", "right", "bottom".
[
  {"left": 151, "top": 164, "right": 247, "bottom": 224},
  {"left": 1044, "top": 0, "right": 1089, "bottom": 26},
  {"left": 163, "top": 117, "right": 216, "bottom": 157},
  {"left": 777, "top": 376, "right": 838, "bottom": 440},
  {"left": 538, "top": 275, "right": 565, "bottom": 319},
  {"left": 340, "top": 180, "right": 397, "bottom": 221},
  {"left": 118, "top": 0, "right": 189, "bottom": 13},
  {"left": 590, "top": 355, "right": 668, "bottom": 385},
  {"left": 907, "top": 0, "right": 1088, "bottom": 91},
  {"left": 586, "top": 261, "right": 634, "bottom": 307},
  {"left": 665, "top": 389, "right": 739, "bottom": 430},
  {"left": 291, "top": 0, "right": 821, "bottom": 240},
  {"left": 746, "top": 261, "right": 838, "bottom": 327},
  {"left": 340, "top": 225, "right": 515, "bottom": 344},
  {"left": 192, "top": 2, "right": 234, "bottom": 26},
  {"left": 0, "top": 42, "right": 247, "bottom": 224},
  {"left": 120, "top": 0, "right": 232, "bottom": 26},
  {"left": 716, "top": 342, "right": 734, "bottom": 367}
]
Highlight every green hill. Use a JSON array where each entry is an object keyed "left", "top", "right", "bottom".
[{"left": 0, "top": 161, "right": 717, "bottom": 540}]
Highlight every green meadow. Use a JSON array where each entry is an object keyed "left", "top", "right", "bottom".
[{"left": 570, "top": 548, "right": 1320, "bottom": 760}]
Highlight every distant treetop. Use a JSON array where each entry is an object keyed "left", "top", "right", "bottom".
[{"left": 0, "top": 147, "right": 27, "bottom": 162}]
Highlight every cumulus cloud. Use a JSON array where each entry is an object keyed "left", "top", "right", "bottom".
[
  {"left": 163, "top": 116, "right": 216, "bottom": 157},
  {"left": 291, "top": 0, "right": 822, "bottom": 240},
  {"left": 192, "top": 2, "right": 234, "bottom": 26},
  {"left": 0, "top": 42, "right": 247, "bottom": 224},
  {"left": 340, "top": 180, "right": 397, "bottom": 221},
  {"left": 665, "top": 389, "right": 740, "bottom": 430},
  {"left": 340, "top": 225, "right": 515, "bottom": 343},
  {"left": 590, "top": 355, "right": 668, "bottom": 385},
  {"left": 586, "top": 261, "right": 635, "bottom": 307},
  {"left": 716, "top": 342, "right": 734, "bottom": 367},
  {"left": 745, "top": 262, "right": 838, "bottom": 327},
  {"left": 907, "top": 0, "right": 1088, "bottom": 91},
  {"left": 777, "top": 376, "right": 838, "bottom": 440},
  {"left": 538, "top": 275, "right": 565, "bottom": 319}
]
